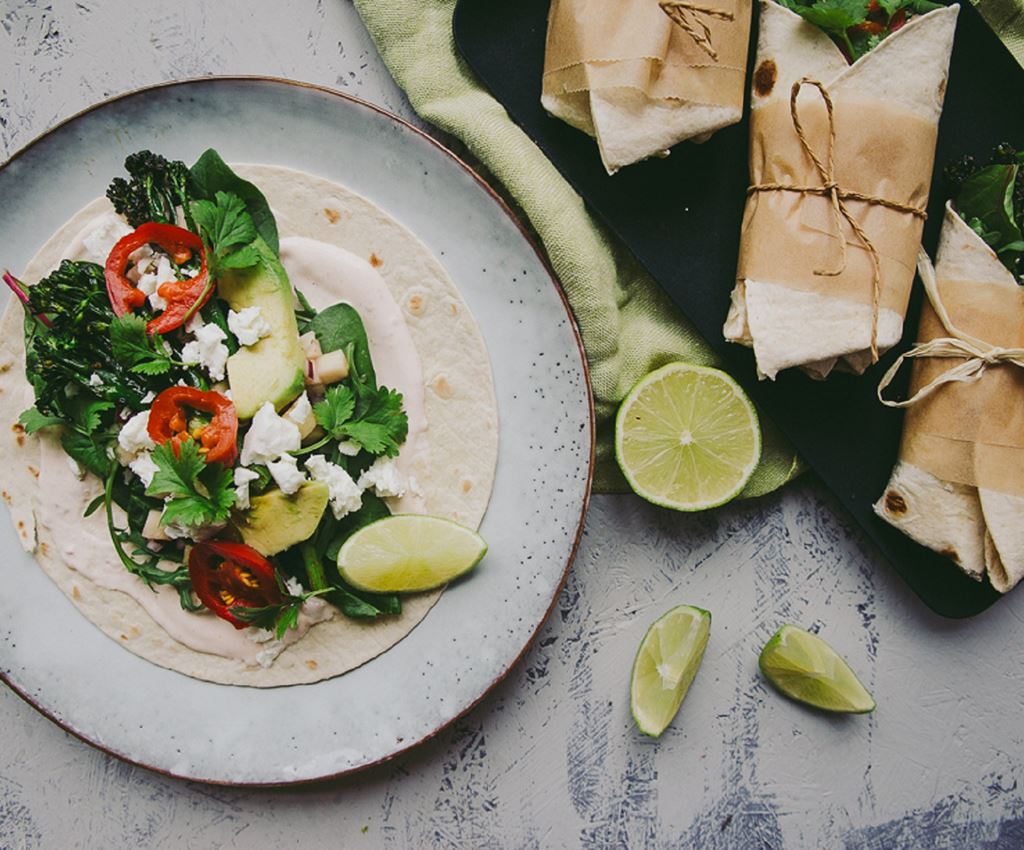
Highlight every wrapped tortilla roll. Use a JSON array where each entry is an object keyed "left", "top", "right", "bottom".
[
  {"left": 723, "top": 0, "right": 958, "bottom": 379},
  {"left": 875, "top": 204, "right": 1024, "bottom": 592},
  {"left": 542, "top": 0, "right": 752, "bottom": 174}
]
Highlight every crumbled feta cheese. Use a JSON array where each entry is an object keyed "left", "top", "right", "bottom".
[
  {"left": 128, "top": 451, "right": 159, "bottom": 488},
  {"left": 163, "top": 512, "right": 226, "bottom": 542},
  {"left": 181, "top": 321, "right": 230, "bottom": 382},
  {"left": 81, "top": 214, "right": 132, "bottom": 263},
  {"left": 283, "top": 391, "right": 312, "bottom": 428},
  {"left": 305, "top": 455, "right": 363, "bottom": 519},
  {"left": 358, "top": 456, "right": 407, "bottom": 498},
  {"left": 336, "top": 439, "right": 360, "bottom": 457},
  {"left": 117, "top": 409, "right": 155, "bottom": 457},
  {"left": 247, "top": 628, "right": 276, "bottom": 644},
  {"left": 141, "top": 391, "right": 156, "bottom": 404},
  {"left": 284, "top": 577, "right": 304, "bottom": 597},
  {"left": 240, "top": 402, "right": 301, "bottom": 466},
  {"left": 267, "top": 454, "right": 305, "bottom": 495},
  {"left": 233, "top": 466, "right": 260, "bottom": 511},
  {"left": 227, "top": 306, "right": 272, "bottom": 347},
  {"left": 255, "top": 640, "right": 287, "bottom": 669},
  {"left": 86, "top": 373, "right": 103, "bottom": 388}
]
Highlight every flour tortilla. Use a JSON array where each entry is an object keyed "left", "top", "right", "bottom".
[
  {"left": 723, "top": 1, "right": 958, "bottom": 379},
  {"left": 874, "top": 205, "right": 1024, "bottom": 592},
  {"left": 0, "top": 164, "right": 498, "bottom": 685}
]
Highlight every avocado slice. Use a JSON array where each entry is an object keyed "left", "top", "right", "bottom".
[
  {"left": 218, "top": 236, "right": 306, "bottom": 419},
  {"left": 234, "top": 481, "right": 329, "bottom": 556}
]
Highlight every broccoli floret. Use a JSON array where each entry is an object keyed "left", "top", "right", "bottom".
[{"left": 106, "top": 150, "right": 196, "bottom": 231}]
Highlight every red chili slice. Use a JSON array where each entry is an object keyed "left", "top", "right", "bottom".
[
  {"left": 188, "top": 541, "right": 283, "bottom": 629},
  {"left": 104, "top": 222, "right": 212, "bottom": 335},
  {"left": 148, "top": 386, "right": 238, "bottom": 465}
]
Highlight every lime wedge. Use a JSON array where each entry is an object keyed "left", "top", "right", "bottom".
[
  {"left": 337, "top": 515, "right": 487, "bottom": 593},
  {"left": 759, "top": 625, "right": 875, "bottom": 714},
  {"left": 630, "top": 605, "right": 711, "bottom": 737},
  {"left": 615, "top": 363, "right": 761, "bottom": 511}
]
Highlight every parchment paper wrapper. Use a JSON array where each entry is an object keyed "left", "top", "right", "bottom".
[
  {"left": 875, "top": 204, "right": 1024, "bottom": 593},
  {"left": 542, "top": 0, "right": 752, "bottom": 174},
  {"left": 722, "top": 0, "right": 959, "bottom": 380}
]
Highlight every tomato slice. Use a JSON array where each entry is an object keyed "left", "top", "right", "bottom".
[
  {"left": 104, "top": 222, "right": 212, "bottom": 335},
  {"left": 188, "top": 541, "right": 283, "bottom": 628},
  {"left": 148, "top": 386, "right": 238, "bottom": 465}
]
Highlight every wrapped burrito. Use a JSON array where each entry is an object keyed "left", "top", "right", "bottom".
[
  {"left": 723, "top": 0, "right": 959, "bottom": 379},
  {"left": 542, "top": 0, "right": 753, "bottom": 174},
  {"left": 876, "top": 147, "right": 1024, "bottom": 592}
]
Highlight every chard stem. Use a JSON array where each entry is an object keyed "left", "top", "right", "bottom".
[{"left": 3, "top": 270, "right": 54, "bottom": 328}]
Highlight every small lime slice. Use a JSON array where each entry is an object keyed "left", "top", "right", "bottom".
[
  {"left": 615, "top": 363, "right": 761, "bottom": 512},
  {"left": 337, "top": 515, "right": 487, "bottom": 593},
  {"left": 630, "top": 605, "right": 711, "bottom": 737},
  {"left": 759, "top": 625, "right": 876, "bottom": 714}
]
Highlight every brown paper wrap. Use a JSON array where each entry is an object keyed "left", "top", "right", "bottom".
[
  {"left": 737, "top": 96, "right": 937, "bottom": 317},
  {"left": 900, "top": 278, "right": 1024, "bottom": 497},
  {"left": 542, "top": 0, "right": 751, "bottom": 111}
]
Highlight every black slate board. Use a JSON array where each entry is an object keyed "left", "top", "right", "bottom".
[{"left": 453, "top": 0, "right": 1024, "bottom": 617}]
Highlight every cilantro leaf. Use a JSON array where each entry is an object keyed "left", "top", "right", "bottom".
[
  {"left": 110, "top": 314, "right": 174, "bottom": 375},
  {"left": 192, "top": 192, "right": 256, "bottom": 254},
  {"left": 191, "top": 191, "right": 261, "bottom": 275},
  {"left": 339, "top": 386, "right": 407, "bottom": 457},
  {"left": 313, "top": 385, "right": 356, "bottom": 438},
  {"left": 67, "top": 396, "right": 115, "bottom": 436},
  {"left": 217, "top": 245, "right": 261, "bottom": 270},
  {"left": 147, "top": 440, "right": 235, "bottom": 529},
  {"left": 148, "top": 440, "right": 206, "bottom": 497},
  {"left": 18, "top": 407, "right": 65, "bottom": 434}
]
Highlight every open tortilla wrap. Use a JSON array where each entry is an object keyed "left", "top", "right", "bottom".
[
  {"left": 874, "top": 203, "right": 1024, "bottom": 593},
  {"left": 723, "top": 0, "right": 958, "bottom": 379},
  {"left": 0, "top": 164, "right": 499, "bottom": 685}
]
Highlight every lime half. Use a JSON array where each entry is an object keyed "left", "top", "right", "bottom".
[
  {"left": 630, "top": 605, "right": 711, "bottom": 737},
  {"left": 759, "top": 625, "right": 875, "bottom": 714},
  {"left": 337, "top": 515, "right": 487, "bottom": 593},
  {"left": 615, "top": 363, "right": 761, "bottom": 511}
]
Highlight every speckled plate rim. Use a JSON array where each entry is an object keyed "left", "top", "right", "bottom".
[{"left": 0, "top": 75, "right": 595, "bottom": 787}]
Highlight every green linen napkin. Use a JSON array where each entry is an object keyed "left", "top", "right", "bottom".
[{"left": 352, "top": 0, "right": 802, "bottom": 495}]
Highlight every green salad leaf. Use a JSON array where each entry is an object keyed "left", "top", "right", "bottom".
[
  {"left": 946, "top": 143, "right": 1024, "bottom": 284},
  {"left": 308, "top": 302, "right": 376, "bottom": 386},
  {"left": 775, "top": 0, "right": 942, "bottom": 61}
]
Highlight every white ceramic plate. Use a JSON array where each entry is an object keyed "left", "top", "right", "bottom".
[{"left": 0, "top": 78, "right": 593, "bottom": 785}]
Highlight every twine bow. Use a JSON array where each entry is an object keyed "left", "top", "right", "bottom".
[
  {"left": 659, "top": 0, "right": 735, "bottom": 61},
  {"left": 746, "top": 78, "right": 928, "bottom": 362},
  {"left": 877, "top": 251, "right": 1024, "bottom": 408}
]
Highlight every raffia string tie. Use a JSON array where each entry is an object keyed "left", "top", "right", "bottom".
[
  {"left": 659, "top": 1, "right": 735, "bottom": 61},
  {"left": 878, "top": 251, "right": 1024, "bottom": 407},
  {"left": 746, "top": 78, "right": 928, "bottom": 363}
]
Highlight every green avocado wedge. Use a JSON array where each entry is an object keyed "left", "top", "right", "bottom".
[
  {"left": 218, "top": 236, "right": 306, "bottom": 419},
  {"left": 234, "top": 481, "right": 329, "bottom": 556}
]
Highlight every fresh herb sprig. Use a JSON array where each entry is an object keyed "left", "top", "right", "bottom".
[
  {"left": 776, "top": 0, "right": 942, "bottom": 62},
  {"left": 147, "top": 440, "right": 236, "bottom": 529},
  {"left": 191, "top": 191, "right": 262, "bottom": 276},
  {"left": 230, "top": 582, "right": 332, "bottom": 640}
]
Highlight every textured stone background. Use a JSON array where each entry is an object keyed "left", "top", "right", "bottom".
[{"left": 2, "top": 2, "right": 1024, "bottom": 848}]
